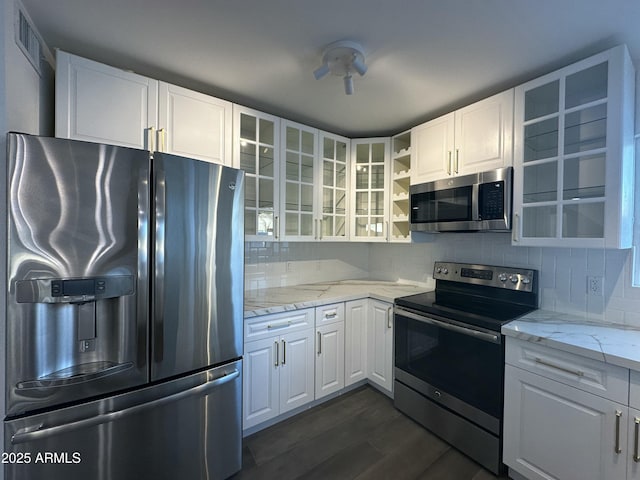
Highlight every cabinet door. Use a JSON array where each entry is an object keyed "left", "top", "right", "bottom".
[
  {"left": 629, "top": 408, "right": 640, "bottom": 480},
  {"left": 233, "top": 106, "right": 280, "bottom": 241},
  {"left": 367, "top": 300, "right": 393, "bottom": 393},
  {"left": 56, "top": 50, "right": 158, "bottom": 149},
  {"left": 350, "top": 138, "right": 390, "bottom": 242},
  {"left": 315, "top": 322, "right": 345, "bottom": 399},
  {"left": 279, "top": 329, "right": 315, "bottom": 414},
  {"left": 512, "top": 45, "right": 634, "bottom": 248},
  {"left": 319, "top": 132, "right": 350, "bottom": 241},
  {"left": 157, "top": 82, "right": 232, "bottom": 165},
  {"left": 243, "top": 337, "right": 279, "bottom": 430},
  {"left": 410, "top": 113, "right": 454, "bottom": 184},
  {"left": 504, "top": 365, "right": 627, "bottom": 480},
  {"left": 345, "top": 299, "right": 368, "bottom": 386},
  {"left": 455, "top": 89, "right": 513, "bottom": 175},
  {"left": 280, "top": 121, "right": 318, "bottom": 240}
]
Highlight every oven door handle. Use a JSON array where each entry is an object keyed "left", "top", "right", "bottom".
[{"left": 395, "top": 308, "right": 501, "bottom": 344}]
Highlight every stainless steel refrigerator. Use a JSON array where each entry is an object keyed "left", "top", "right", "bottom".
[{"left": 4, "top": 133, "right": 244, "bottom": 480}]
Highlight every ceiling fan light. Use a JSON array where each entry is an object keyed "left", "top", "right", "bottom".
[
  {"left": 313, "top": 63, "right": 330, "bottom": 80},
  {"left": 352, "top": 56, "right": 367, "bottom": 76},
  {"left": 343, "top": 74, "right": 354, "bottom": 95}
]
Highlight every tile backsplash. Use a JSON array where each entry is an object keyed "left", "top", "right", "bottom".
[{"left": 246, "top": 234, "right": 640, "bottom": 328}]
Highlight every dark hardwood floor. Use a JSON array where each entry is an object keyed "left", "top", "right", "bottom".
[{"left": 232, "top": 386, "right": 509, "bottom": 480}]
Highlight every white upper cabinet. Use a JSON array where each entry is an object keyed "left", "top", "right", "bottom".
[
  {"left": 56, "top": 50, "right": 158, "bottom": 150},
  {"left": 157, "top": 82, "right": 232, "bottom": 164},
  {"left": 233, "top": 105, "right": 280, "bottom": 241},
  {"left": 56, "top": 50, "right": 232, "bottom": 165},
  {"left": 411, "top": 89, "right": 514, "bottom": 185},
  {"left": 350, "top": 138, "right": 391, "bottom": 242},
  {"left": 512, "top": 45, "right": 635, "bottom": 248},
  {"left": 318, "top": 132, "right": 350, "bottom": 241},
  {"left": 279, "top": 120, "right": 318, "bottom": 241}
]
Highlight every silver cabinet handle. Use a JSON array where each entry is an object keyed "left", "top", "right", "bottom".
[
  {"left": 274, "top": 215, "right": 279, "bottom": 240},
  {"left": 534, "top": 357, "right": 584, "bottom": 377},
  {"left": 274, "top": 341, "right": 279, "bottom": 367},
  {"left": 147, "top": 126, "right": 156, "bottom": 152},
  {"left": 634, "top": 417, "right": 640, "bottom": 462},
  {"left": 317, "top": 331, "right": 322, "bottom": 355},
  {"left": 324, "top": 311, "right": 337, "bottom": 320},
  {"left": 11, "top": 369, "right": 239, "bottom": 445},
  {"left": 387, "top": 307, "right": 392, "bottom": 329},
  {"left": 512, "top": 212, "right": 520, "bottom": 243},
  {"left": 315, "top": 219, "right": 319, "bottom": 240},
  {"left": 386, "top": 221, "right": 390, "bottom": 242},
  {"left": 447, "top": 151, "right": 452, "bottom": 175},
  {"left": 158, "top": 128, "right": 166, "bottom": 152},
  {"left": 281, "top": 340, "right": 286, "bottom": 365},
  {"left": 267, "top": 320, "right": 292, "bottom": 330},
  {"left": 319, "top": 219, "right": 323, "bottom": 240},
  {"left": 615, "top": 410, "right": 623, "bottom": 454},
  {"left": 454, "top": 149, "right": 459, "bottom": 174}
]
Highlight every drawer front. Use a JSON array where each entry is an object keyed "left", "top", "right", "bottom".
[
  {"left": 315, "top": 303, "right": 345, "bottom": 326},
  {"left": 244, "top": 309, "right": 314, "bottom": 342},
  {"left": 506, "top": 337, "right": 629, "bottom": 403}
]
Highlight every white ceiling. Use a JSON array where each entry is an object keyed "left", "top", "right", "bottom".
[{"left": 21, "top": 0, "right": 640, "bottom": 137}]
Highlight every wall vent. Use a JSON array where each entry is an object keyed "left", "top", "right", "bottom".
[{"left": 15, "top": 3, "right": 41, "bottom": 74}]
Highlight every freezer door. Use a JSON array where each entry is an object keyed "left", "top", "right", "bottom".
[
  {"left": 152, "top": 152, "right": 244, "bottom": 380},
  {"left": 4, "top": 360, "right": 242, "bottom": 480},
  {"left": 5, "top": 133, "right": 150, "bottom": 417}
]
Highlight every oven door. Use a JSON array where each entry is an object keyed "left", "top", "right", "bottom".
[{"left": 394, "top": 306, "right": 503, "bottom": 434}]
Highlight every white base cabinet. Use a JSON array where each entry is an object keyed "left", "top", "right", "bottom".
[
  {"left": 244, "top": 297, "right": 397, "bottom": 432},
  {"left": 344, "top": 299, "right": 368, "bottom": 386},
  {"left": 243, "top": 309, "right": 315, "bottom": 430},
  {"left": 315, "top": 303, "right": 345, "bottom": 399},
  {"left": 367, "top": 299, "right": 394, "bottom": 393},
  {"left": 504, "top": 364, "right": 627, "bottom": 480},
  {"left": 504, "top": 337, "right": 640, "bottom": 480}
]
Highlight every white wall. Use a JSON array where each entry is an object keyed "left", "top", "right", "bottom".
[{"left": 246, "top": 236, "right": 640, "bottom": 327}]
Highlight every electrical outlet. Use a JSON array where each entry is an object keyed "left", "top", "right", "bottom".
[{"left": 587, "top": 276, "right": 603, "bottom": 296}]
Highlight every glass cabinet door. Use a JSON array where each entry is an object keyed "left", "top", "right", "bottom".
[
  {"left": 514, "top": 45, "right": 622, "bottom": 246},
  {"left": 280, "top": 121, "right": 317, "bottom": 240},
  {"left": 351, "top": 138, "right": 390, "bottom": 241},
  {"left": 235, "top": 107, "right": 279, "bottom": 240},
  {"left": 320, "top": 132, "right": 349, "bottom": 240},
  {"left": 514, "top": 45, "right": 634, "bottom": 249}
]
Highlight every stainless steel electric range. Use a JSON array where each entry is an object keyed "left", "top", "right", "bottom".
[{"left": 394, "top": 261, "right": 538, "bottom": 475}]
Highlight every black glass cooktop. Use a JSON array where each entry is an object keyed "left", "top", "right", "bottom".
[{"left": 395, "top": 290, "right": 536, "bottom": 332}]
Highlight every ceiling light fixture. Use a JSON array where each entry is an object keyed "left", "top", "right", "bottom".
[{"left": 313, "top": 40, "right": 367, "bottom": 95}]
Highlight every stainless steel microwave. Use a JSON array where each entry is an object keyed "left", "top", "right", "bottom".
[{"left": 410, "top": 167, "right": 512, "bottom": 232}]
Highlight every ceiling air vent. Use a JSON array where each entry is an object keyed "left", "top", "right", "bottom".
[{"left": 15, "top": 3, "right": 41, "bottom": 74}]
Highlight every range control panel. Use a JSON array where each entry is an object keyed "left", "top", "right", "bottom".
[{"left": 433, "top": 261, "right": 537, "bottom": 292}]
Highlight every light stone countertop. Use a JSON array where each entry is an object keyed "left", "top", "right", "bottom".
[
  {"left": 502, "top": 309, "right": 640, "bottom": 371},
  {"left": 244, "top": 280, "right": 431, "bottom": 318}
]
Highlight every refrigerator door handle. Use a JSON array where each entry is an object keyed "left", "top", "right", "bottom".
[
  {"left": 154, "top": 168, "right": 167, "bottom": 363},
  {"left": 11, "top": 369, "right": 240, "bottom": 445}
]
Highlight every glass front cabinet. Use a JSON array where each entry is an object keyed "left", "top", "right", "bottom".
[
  {"left": 350, "top": 138, "right": 390, "bottom": 242},
  {"left": 319, "top": 132, "right": 350, "bottom": 241},
  {"left": 233, "top": 106, "right": 280, "bottom": 241},
  {"left": 512, "top": 45, "right": 635, "bottom": 248},
  {"left": 280, "top": 120, "right": 318, "bottom": 241}
]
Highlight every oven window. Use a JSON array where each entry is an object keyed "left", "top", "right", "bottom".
[
  {"left": 395, "top": 314, "right": 503, "bottom": 418},
  {"left": 410, "top": 186, "right": 473, "bottom": 224}
]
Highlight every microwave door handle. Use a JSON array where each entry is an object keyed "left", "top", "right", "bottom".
[{"left": 471, "top": 183, "right": 480, "bottom": 220}]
